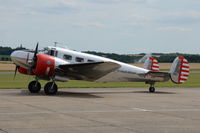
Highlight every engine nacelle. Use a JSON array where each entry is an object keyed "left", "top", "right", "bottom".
[
  {"left": 33, "top": 54, "right": 55, "bottom": 76},
  {"left": 18, "top": 67, "right": 29, "bottom": 75}
]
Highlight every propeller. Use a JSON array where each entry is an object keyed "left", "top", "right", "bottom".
[
  {"left": 33, "top": 42, "right": 38, "bottom": 62},
  {"left": 31, "top": 42, "right": 39, "bottom": 69},
  {"left": 13, "top": 66, "right": 19, "bottom": 79}
]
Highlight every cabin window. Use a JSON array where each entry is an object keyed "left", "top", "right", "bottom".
[
  {"left": 55, "top": 51, "right": 58, "bottom": 57},
  {"left": 88, "top": 59, "right": 95, "bottom": 63},
  {"left": 63, "top": 54, "right": 72, "bottom": 60},
  {"left": 76, "top": 57, "right": 84, "bottom": 62}
]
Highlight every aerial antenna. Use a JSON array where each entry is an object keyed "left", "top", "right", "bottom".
[{"left": 54, "top": 42, "right": 58, "bottom": 47}]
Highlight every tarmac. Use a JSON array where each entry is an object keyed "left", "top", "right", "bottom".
[{"left": 0, "top": 87, "right": 200, "bottom": 133}]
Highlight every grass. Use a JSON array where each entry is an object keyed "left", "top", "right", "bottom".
[{"left": 0, "top": 73, "right": 199, "bottom": 89}]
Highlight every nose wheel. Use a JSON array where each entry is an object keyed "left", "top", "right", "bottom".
[
  {"left": 28, "top": 81, "right": 41, "bottom": 93},
  {"left": 44, "top": 82, "right": 58, "bottom": 95}
]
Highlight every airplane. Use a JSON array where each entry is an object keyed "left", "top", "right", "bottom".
[{"left": 10, "top": 43, "right": 190, "bottom": 95}]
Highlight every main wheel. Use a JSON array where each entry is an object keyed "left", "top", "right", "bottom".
[
  {"left": 44, "top": 82, "right": 58, "bottom": 95},
  {"left": 149, "top": 87, "right": 155, "bottom": 93},
  {"left": 28, "top": 81, "right": 41, "bottom": 93}
]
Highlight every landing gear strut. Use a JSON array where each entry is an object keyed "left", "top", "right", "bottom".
[
  {"left": 28, "top": 81, "right": 41, "bottom": 93},
  {"left": 44, "top": 82, "right": 58, "bottom": 95}
]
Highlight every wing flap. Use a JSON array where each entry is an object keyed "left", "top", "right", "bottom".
[{"left": 57, "top": 62, "right": 121, "bottom": 81}]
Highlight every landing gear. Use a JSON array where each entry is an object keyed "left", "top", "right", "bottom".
[
  {"left": 146, "top": 82, "right": 156, "bottom": 93},
  {"left": 28, "top": 81, "right": 41, "bottom": 93},
  {"left": 149, "top": 86, "right": 155, "bottom": 93},
  {"left": 44, "top": 82, "right": 58, "bottom": 95}
]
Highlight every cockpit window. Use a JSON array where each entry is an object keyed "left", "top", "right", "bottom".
[
  {"left": 76, "top": 57, "right": 84, "bottom": 62},
  {"left": 88, "top": 59, "right": 95, "bottom": 63},
  {"left": 50, "top": 50, "right": 54, "bottom": 56},
  {"left": 63, "top": 54, "right": 72, "bottom": 60}
]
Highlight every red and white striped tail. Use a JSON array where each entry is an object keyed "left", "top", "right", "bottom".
[
  {"left": 170, "top": 56, "right": 189, "bottom": 84},
  {"left": 144, "top": 57, "right": 160, "bottom": 71}
]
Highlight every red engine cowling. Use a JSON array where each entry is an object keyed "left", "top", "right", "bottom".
[
  {"left": 18, "top": 67, "right": 29, "bottom": 75},
  {"left": 33, "top": 54, "right": 55, "bottom": 76}
]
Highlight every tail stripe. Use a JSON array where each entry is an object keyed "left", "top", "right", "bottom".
[
  {"left": 181, "top": 72, "right": 189, "bottom": 75},
  {"left": 181, "top": 69, "right": 189, "bottom": 73},
  {"left": 178, "top": 56, "right": 189, "bottom": 84},
  {"left": 170, "top": 56, "right": 189, "bottom": 84},
  {"left": 152, "top": 64, "right": 159, "bottom": 67},
  {"left": 144, "top": 57, "right": 160, "bottom": 71},
  {"left": 152, "top": 68, "right": 159, "bottom": 71},
  {"left": 182, "top": 67, "right": 189, "bottom": 71},
  {"left": 182, "top": 74, "right": 189, "bottom": 77},
  {"left": 180, "top": 76, "right": 188, "bottom": 79},
  {"left": 182, "top": 63, "right": 189, "bottom": 67},
  {"left": 180, "top": 80, "right": 186, "bottom": 83}
]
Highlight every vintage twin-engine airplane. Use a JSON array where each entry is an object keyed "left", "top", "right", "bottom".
[{"left": 10, "top": 43, "right": 190, "bottom": 95}]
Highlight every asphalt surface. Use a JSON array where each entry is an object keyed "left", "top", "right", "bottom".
[{"left": 0, "top": 88, "right": 200, "bottom": 133}]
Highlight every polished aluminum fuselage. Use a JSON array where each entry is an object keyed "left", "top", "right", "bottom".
[{"left": 11, "top": 46, "right": 168, "bottom": 82}]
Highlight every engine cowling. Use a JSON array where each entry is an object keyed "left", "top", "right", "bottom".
[
  {"left": 18, "top": 67, "right": 29, "bottom": 75},
  {"left": 33, "top": 54, "right": 55, "bottom": 76}
]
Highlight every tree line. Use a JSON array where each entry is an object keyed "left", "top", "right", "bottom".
[
  {"left": 0, "top": 45, "right": 26, "bottom": 61},
  {"left": 0, "top": 46, "right": 200, "bottom": 63},
  {"left": 84, "top": 51, "right": 200, "bottom": 63}
]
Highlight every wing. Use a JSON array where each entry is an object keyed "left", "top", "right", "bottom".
[{"left": 56, "top": 62, "right": 121, "bottom": 81}]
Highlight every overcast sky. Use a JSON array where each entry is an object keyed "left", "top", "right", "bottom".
[{"left": 0, "top": 0, "right": 200, "bottom": 54}]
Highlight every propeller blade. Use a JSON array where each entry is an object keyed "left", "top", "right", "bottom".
[
  {"left": 13, "top": 66, "right": 19, "bottom": 79},
  {"left": 33, "top": 42, "right": 39, "bottom": 60},
  {"left": 31, "top": 42, "right": 39, "bottom": 68}
]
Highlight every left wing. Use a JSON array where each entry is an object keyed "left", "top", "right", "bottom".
[{"left": 56, "top": 62, "right": 121, "bottom": 81}]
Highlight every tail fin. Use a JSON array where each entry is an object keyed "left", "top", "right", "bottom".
[
  {"left": 144, "top": 57, "right": 160, "bottom": 71},
  {"left": 170, "top": 56, "right": 189, "bottom": 84}
]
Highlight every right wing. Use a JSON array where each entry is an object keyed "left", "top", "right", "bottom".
[{"left": 56, "top": 62, "right": 121, "bottom": 81}]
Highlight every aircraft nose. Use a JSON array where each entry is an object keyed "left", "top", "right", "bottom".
[
  {"left": 10, "top": 51, "right": 16, "bottom": 61},
  {"left": 10, "top": 50, "right": 25, "bottom": 65},
  {"left": 10, "top": 51, "right": 18, "bottom": 62},
  {"left": 10, "top": 50, "right": 34, "bottom": 68}
]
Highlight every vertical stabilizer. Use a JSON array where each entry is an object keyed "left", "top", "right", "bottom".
[
  {"left": 144, "top": 57, "right": 160, "bottom": 71},
  {"left": 170, "top": 56, "right": 189, "bottom": 84}
]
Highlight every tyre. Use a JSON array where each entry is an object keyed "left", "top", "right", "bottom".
[
  {"left": 28, "top": 81, "right": 41, "bottom": 93},
  {"left": 149, "top": 87, "right": 155, "bottom": 93},
  {"left": 44, "top": 82, "right": 58, "bottom": 95}
]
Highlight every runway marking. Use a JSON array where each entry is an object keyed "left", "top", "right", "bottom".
[
  {"left": 132, "top": 108, "right": 148, "bottom": 112},
  {"left": 0, "top": 108, "right": 200, "bottom": 115}
]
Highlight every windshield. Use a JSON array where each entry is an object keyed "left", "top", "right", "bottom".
[{"left": 40, "top": 47, "right": 57, "bottom": 57}]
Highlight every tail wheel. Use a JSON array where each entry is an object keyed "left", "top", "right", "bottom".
[
  {"left": 44, "top": 82, "right": 58, "bottom": 95},
  {"left": 28, "top": 81, "right": 41, "bottom": 93},
  {"left": 149, "top": 87, "right": 155, "bottom": 93}
]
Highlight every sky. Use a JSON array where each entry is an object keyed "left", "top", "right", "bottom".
[{"left": 0, "top": 0, "right": 200, "bottom": 54}]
